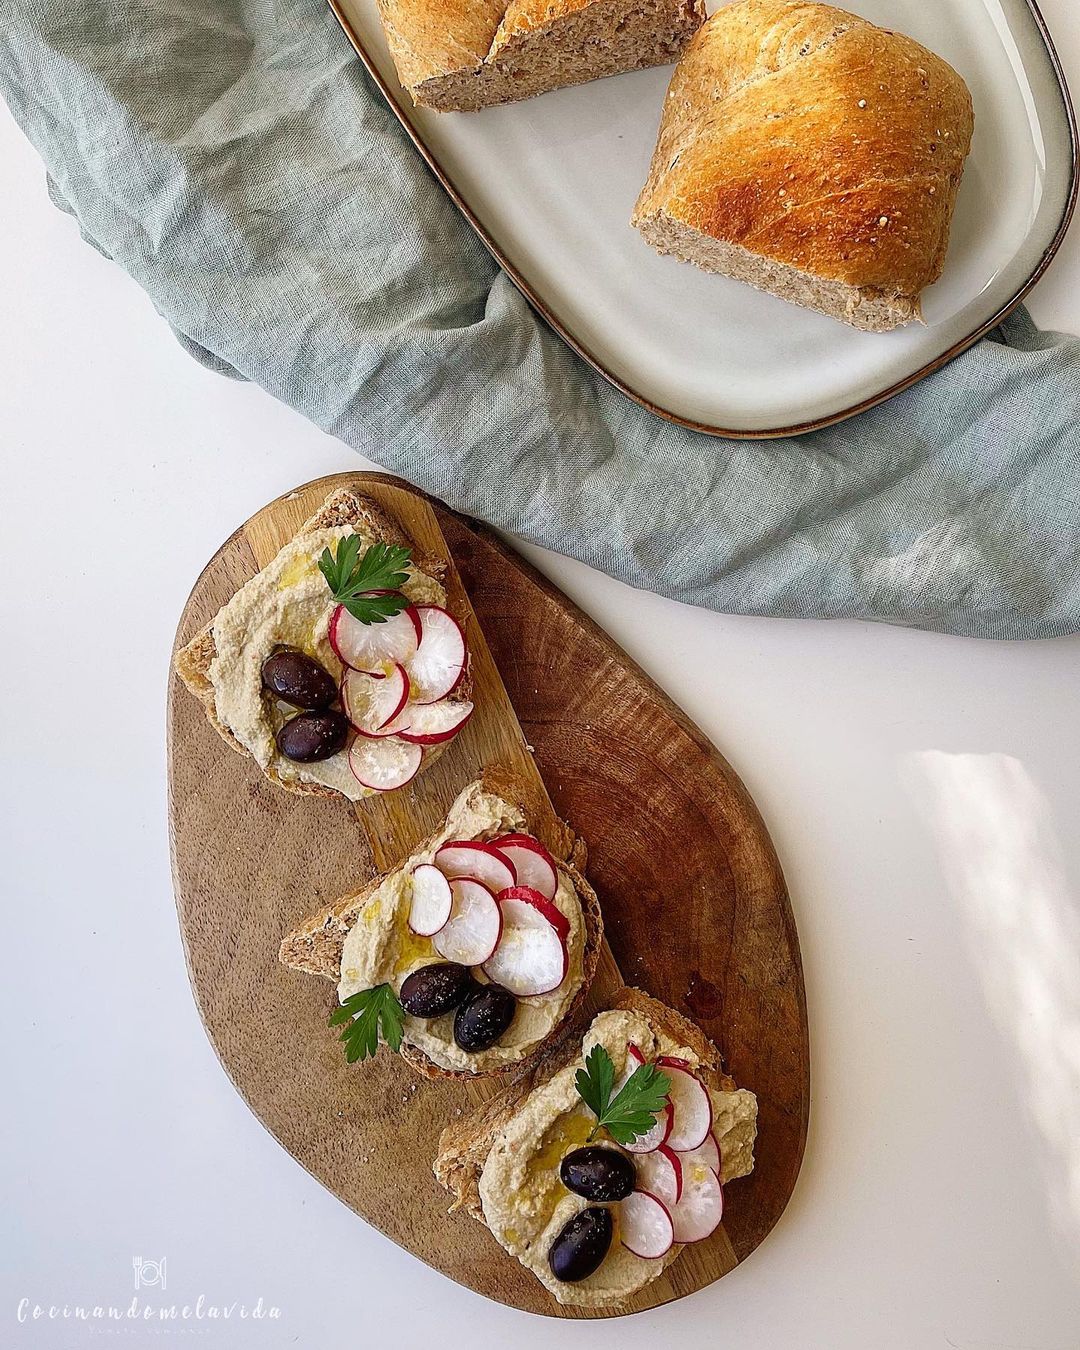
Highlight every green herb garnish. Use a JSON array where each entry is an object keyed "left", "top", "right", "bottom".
[
  {"left": 318, "top": 536, "right": 412, "bottom": 626},
  {"left": 329, "top": 984, "right": 404, "bottom": 1063},
  {"left": 575, "top": 1045, "right": 671, "bottom": 1146}
]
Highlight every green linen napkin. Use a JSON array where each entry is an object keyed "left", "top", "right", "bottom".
[{"left": 3, "top": 0, "right": 1078, "bottom": 638}]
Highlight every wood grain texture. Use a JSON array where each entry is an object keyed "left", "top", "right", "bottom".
[{"left": 167, "top": 472, "right": 809, "bottom": 1317}]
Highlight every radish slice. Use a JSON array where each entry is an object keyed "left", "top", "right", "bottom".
[
  {"left": 623, "top": 1105, "right": 671, "bottom": 1155},
  {"left": 482, "top": 897, "right": 568, "bottom": 996},
  {"left": 492, "top": 834, "right": 558, "bottom": 900},
  {"left": 616, "top": 1045, "right": 672, "bottom": 1154},
  {"left": 619, "top": 1191, "right": 674, "bottom": 1260},
  {"left": 329, "top": 600, "right": 420, "bottom": 674},
  {"left": 668, "top": 1160, "right": 723, "bottom": 1244},
  {"left": 341, "top": 665, "right": 410, "bottom": 736},
  {"left": 408, "top": 864, "right": 453, "bottom": 936},
  {"left": 679, "top": 1132, "right": 721, "bottom": 1177},
  {"left": 397, "top": 699, "right": 474, "bottom": 745},
  {"left": 435, "top": 841, "right": 516, "bottom": 894},
  {"left": 432, "top": 878, "right": 502, "bottom": 966},
  {"left": 658, "top": 1059, "right": 713, "bottom": 1152},
  {"left": 497, "top": 885, "right": 570, "bottom": 942},
  {"left": 634, "top": 1144, "right": 683, "bottom": 1207},
  {"left": 407, "top": 606, "right": 467, "bottom": 704},
  {"left": 348, "top": 735, "right": 422, "bottom": 792}
]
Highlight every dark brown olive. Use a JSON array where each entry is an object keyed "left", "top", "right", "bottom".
[
  {"left": 400, "top": 963, "right": 475, "bottom": 1019},
  {"left": 262, "top": 648, "right": 337, "bottom": 710},
  {"left": 453, "top": 983, "right": 516, "bottom": 1053},
  {"left": 276, "top": 710, "right": 349, "bottom": 762},
  {"left": 548, "top": 1207, "right": 613, "bottom": 1283},
  {"left": 560, "top": 1146, "right": 636, "bottom": 1203}
]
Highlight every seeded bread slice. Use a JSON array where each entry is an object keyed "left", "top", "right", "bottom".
[
  {"left": 279, "top": 768, "right": 604, "bottom": 1081},
  {"left": 173, "top": 486, "right": 471, "bottom": 800},
  {"left": 381, "top": 0, "right": 705, "bottom": 113},
  {"left": 434, "top": 986, "right": 735, "bottom": 1219}
]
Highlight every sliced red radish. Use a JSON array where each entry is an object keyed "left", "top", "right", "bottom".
[
  {"left": 435, "top": 841, "right": 516, "bottom": 894},
  {"left": 348, "top": 735, "right": 422, "bottom": 792},
  {"left": 492, "top": 834, "right": 558, "bottom": 900},
  {"left": 658, "top": 1058, "right": 713, "bottom": 1152},
  {"left": 679, "top": 1132, "right": 721, "bottom": 1178},
  {"left": 329, "top": 600, "right": 420, "bottom": 674},
  {"left": 397, "top": 699, "right": 474, "bottom": 745},
  {"left": 407, "top": 606, "right": 467, "bottom": 704},
  {"left": 623, "top": 1104, "right": 671, "bottom": 1155},
  {"left": 482, "top": 897, "right": 568, "bottom": 996},
  {"left": 619, "top": 1191, "right": 674, "bottom": 1260},
  {"left": 668, "top": 1160, "right": 723, "bottom": 1243},
  {"left": 408, "top": 864, "right": 453, "bottom": 936},
  {"left": 633, "top": 1144, "right": 682, "bottom": 1207},
  {"left": 432, "top": 878, "right": 502, "bottom": 966},
  {"left": 497, "top": 885, "right": 569, "bottom": 942},
  {"left": 627, "top": 1043, "right": 646, "bottom": 1068},
  {"left": 341, "top": 664, "right": 410, "bottom": 736}
]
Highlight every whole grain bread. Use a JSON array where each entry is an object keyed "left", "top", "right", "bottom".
[
  {"left": 279, "top": 769, "right": 604, "bottom": 1081},
  {"left": 434, "top": 986, "right": 735, "bottom": 1218},
  {"left": 379, "top": 0, "right": 705, "bottom": 112},
  {"left": 632, "top": 0, "right": 974, "bottom": 331},
  {"left": 173, "top": 486, "right": 471, "bottom": 800}
]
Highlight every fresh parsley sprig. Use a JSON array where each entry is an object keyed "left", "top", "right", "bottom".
[
  {"left": 318, "top": 535, "right": 412, "bottom": 626},
  {"left": 329, "top": 984, "right": 404, "bottom": 1063},
  {"left": 575, "top": 1045, "right": 671, "bottom": 1146}
]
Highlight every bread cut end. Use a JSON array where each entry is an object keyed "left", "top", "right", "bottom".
[
  {"left": 635, "top": 207, "right": 921, "bottom": 332},
  {"left": 413, "top": 0, "right": 704, "bottom": 112}
]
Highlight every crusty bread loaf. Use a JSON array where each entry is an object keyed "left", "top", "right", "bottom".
[
  {"left": 174, "top": 486, "right": 470, "bottom": 801},
  {"left": 378, "top": 0, "right": 705, "bottom": 112},
  {"left": 435, "top": 986, "right": 735, "bottom": 1217},
  {"left": 280, "top": 769, "right": 604, "bottom": 1081},
  {"left": 633, "top": 0, "right": 974, "bottom": 331}
]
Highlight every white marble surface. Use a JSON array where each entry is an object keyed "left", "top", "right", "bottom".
[{"left": 3, "top": 6, "right": 1079, "bottom": 1343}]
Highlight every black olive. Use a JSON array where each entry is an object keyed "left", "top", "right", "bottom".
[
  {"left": 548, "top": 1207, "right": 613, "bottom": 1283},
  {"left": 400, "top": 963, "right": 475, "bottom": 1018},
  {"left": 276, "top": 710, "right": 349, "bottom": 762},
  {"left": 262, "top": 648, "right": 337, "bottom": 710},
  {"left": 453, "top": 983, "right": 516, "bottom": 1053},
  {"left": 560, "top": 1146, "right": 636, "bottom": 1203}
]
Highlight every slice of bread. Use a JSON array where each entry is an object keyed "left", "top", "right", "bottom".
[
  {"left": 379, "top": 0, "right": 705, "bottom": 113},
  {"left": 633, "top": 0, "right": 974, "bottom": 331},
  {"left": 174, "top": 486, "right": 470, "bottom": 801},
  {"left": 435, "top": 986, "right": 734, "bottom": 1218},
  {"left": 279, "top": 769, "right": 604, "bottom": 1081}
]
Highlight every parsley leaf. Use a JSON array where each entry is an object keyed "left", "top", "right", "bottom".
[
  {"left": 575, "top": 1044, "right": 671, "bottom": 1146},
  {"left": 318, "top": 536, "right": 412, "bottom": 626},
  {"left": 329, "top": 984, "right": 404, "bottom": 1063}
]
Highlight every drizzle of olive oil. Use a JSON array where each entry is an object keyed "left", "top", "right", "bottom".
[
  {"left": 394, "top": 927, "right": 434, "bottom": 977},
  {"left": 277, "top": 553, "right": 316, "bottom": 590}
]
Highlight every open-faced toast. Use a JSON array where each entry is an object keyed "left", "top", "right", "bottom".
[
  {"left": 175, "top": 486, "right": 473, "bottom": 802},
  {"left": 435, "top": 987, "right": 757, "bottom": 1306},
  {"left": 280, "top": 769, "right": 604, "bottom": 1080}
]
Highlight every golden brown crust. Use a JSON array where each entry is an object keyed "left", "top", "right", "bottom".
[
  {"left": 173, "top": 486, "right": 468, "bottom": 801},
  {"left": 279, "top": 769, "right": 604, "bottom": 1082},
  {"left": 633, "top": 0, "right": 973, "bottom": 313},
  {"left": 434, "top": 986, "right": 735, "bottom": 1219},
  {"left": 378, "top": 0, "right": 705, "bottom": 112}
]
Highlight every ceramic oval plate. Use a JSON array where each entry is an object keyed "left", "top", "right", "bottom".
[{"left": 328, "top": 0, "right": 1075, "bottom": 437}]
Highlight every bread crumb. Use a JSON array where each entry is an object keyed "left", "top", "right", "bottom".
[
  {"left": 857, "top": 98, "right": 866, "bottom": 108},
  {"left": 879, "top": 216, "right": 889, "bottom": 225}
]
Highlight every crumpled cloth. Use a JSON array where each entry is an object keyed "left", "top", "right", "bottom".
[{"left": 3, "top": 0, "right": 1079, "bottom": 638}]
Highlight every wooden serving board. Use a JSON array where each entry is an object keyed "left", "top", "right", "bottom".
[{"left": 168, "top": 472, "right": 809, "bottom": 1318}]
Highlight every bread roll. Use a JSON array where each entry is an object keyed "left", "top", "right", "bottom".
[
  {"left": 632, "top": 0, "right": 974, "bottom": 331},
  {"left": 377, "top": 0, "right": 706, "bottom": 112}
]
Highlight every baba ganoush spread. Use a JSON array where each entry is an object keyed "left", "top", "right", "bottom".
[
  {"left": 477, "top": 1009, "right": 757, "bottom": 1306},
  {"left": 337, "top": 785, "right": 587, "bottom": 1072},
  {"left": 207, "top": 524, "right": 445, "bottom": 799}
]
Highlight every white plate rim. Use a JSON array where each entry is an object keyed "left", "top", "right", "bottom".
[{"left": 327, "top": 0, "right": 1078, "bottom": 439}]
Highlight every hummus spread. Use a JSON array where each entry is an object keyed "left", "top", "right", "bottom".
[
  {"left": 477, "top": 1009, "right": 758, "bottom": 1307},
  {"left": 208, "top": 524, "right": 445, "bottom": 800},
  {"left": 337, "top": 784, "right": 588, "bottom": 1072}
]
